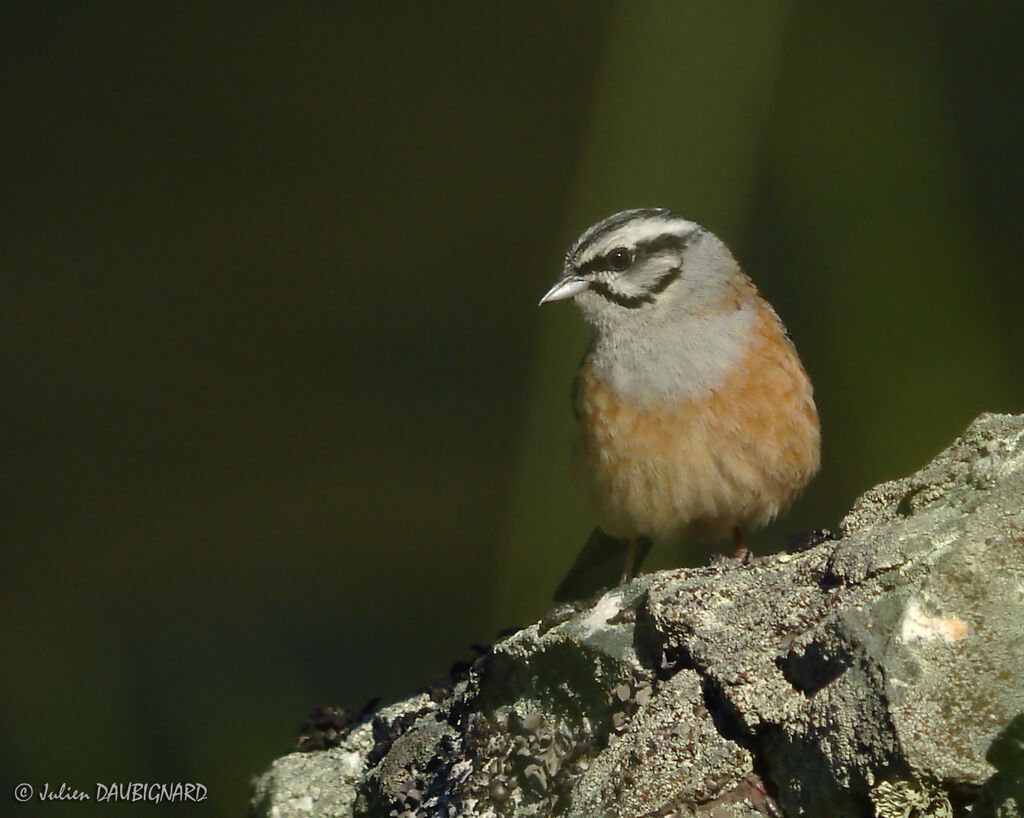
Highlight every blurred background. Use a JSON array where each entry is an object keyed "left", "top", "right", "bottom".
[{"left": 3, "top": 2, "right": 1024, "bottom": 815}]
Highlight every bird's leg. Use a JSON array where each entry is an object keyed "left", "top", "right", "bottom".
[
  {"left": 732, "top": 526, "right": 751, "bottom": 563},
  {"left": 619, "top": 538, "right": 638, "bottom": 584}
]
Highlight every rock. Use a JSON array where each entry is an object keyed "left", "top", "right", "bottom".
[{"left": 250, "top": 413, "right": 1024, "bottom": 818}]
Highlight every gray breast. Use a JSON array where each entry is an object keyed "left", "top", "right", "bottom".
[{"left": 588, "top": 303, "right": 757, "bottom": 405}]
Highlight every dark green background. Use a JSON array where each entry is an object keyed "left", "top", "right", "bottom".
[{"left": 4, "top": 2, "right": 1023, "bottom": 815}]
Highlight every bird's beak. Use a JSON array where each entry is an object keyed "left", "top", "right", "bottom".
[{"left": 538, "top": 275, "right": 588, "bottom": 306}]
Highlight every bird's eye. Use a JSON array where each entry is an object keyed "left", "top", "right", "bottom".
[{"left": 608, "top": 247, "right": 632, "bottom": 271}]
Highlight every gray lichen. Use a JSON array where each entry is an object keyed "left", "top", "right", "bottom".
[{"left": 251, "top": 413, "right": 1024, "bottom": 818}]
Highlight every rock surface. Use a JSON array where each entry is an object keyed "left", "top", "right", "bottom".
[{"left": 251, "top": 413, "right": 1024, "bottom": 818}]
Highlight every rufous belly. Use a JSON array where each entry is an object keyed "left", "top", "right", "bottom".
[{"left": 573, "top": 303, "right": 820, "bottom": 545}]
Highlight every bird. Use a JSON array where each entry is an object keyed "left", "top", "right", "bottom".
[{"left": 540, "top": 208, "right": 820, "bottom": 589}]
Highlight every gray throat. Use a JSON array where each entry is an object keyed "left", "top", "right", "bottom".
[{"left": 587, "top": 304, "right": 757, "bottom": 405}]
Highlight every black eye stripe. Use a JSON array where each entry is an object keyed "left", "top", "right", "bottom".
[
  {"left": 647, "top": 264, "right": 683, "bottom": 296},
  {"left": 589, "top": 280, "right": 653, "bottom": 309},
  {"left": 576, "top": 254, "right": 615, "bottom": 277},
  {"left": 574, "top": 231, "right": 693, "bottom": 277},
  {"left": 587, "top": 263, "right": 683, "bottom": 309},
  {"left": 636, "top": 232, "right": 691, "bottom": 256}
]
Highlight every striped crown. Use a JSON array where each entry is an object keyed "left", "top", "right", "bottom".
[{"left": 558, "top": 209, "right": 702, "bottom": 309}]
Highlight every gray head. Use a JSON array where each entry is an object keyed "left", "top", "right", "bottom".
[
  {"left": 540, "top": 209, "right": 760, "bottom": 401},
  {"left": 540, "top": 209, "right": 750, "bottom": 334}
]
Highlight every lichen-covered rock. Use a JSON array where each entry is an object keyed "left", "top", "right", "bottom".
[
  {"left": 566, "top": 669, "right": 765, "bottom": 818},
  {"left": 251, "top": 413, "right": 1024, "bottom": 818},
  {"left": 250, "top": 712, "right": 374, "bottom": 817}
]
